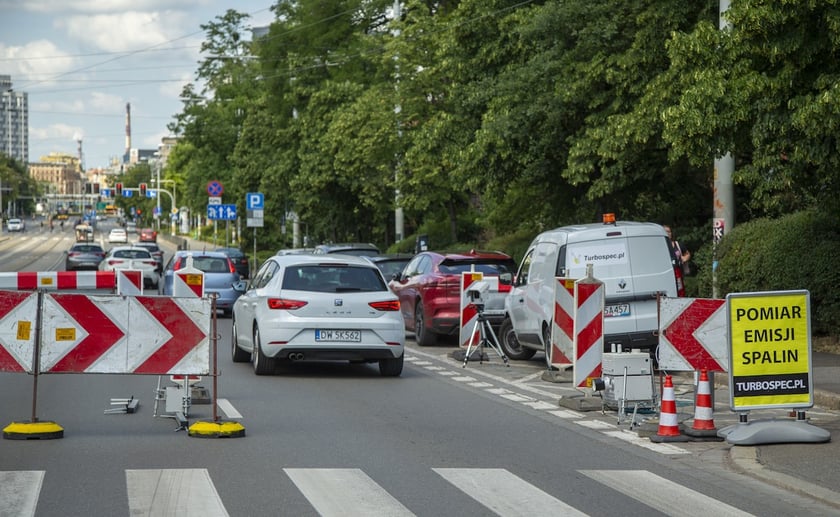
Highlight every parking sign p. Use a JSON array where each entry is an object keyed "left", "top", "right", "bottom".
[{"left": 247, "top": 192, "right": 264, "bottom": 210}]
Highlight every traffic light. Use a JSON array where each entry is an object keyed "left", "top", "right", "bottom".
[
  {"left": 115, "top": 183, "right": 122, "bottom": 196},
  {"left": 139, "top": 183, "right": 147, "bottom": 197}
]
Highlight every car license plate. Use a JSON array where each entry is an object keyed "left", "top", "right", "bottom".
[
  {"left": 315, "top": 330, "right": 361, "bottom": 342},
  {"left": 604, "top": 304, "right": 630, "bottom": 317}
]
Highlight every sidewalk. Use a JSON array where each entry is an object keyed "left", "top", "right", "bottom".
[{"left": 684, "top": 352, "right": 840, "bottom": 509}]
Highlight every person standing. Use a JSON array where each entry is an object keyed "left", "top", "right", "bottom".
[{"left": 664, "top": 225, "right": 691, "bottom": 275}]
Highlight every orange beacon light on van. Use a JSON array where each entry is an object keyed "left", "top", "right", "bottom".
[{"left": 602, "top": 213, "right": 616, "bottom": 224}]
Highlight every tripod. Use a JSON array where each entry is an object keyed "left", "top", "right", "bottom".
[{"left": 462, "top": 303, "right": 510, "bottom": 368}]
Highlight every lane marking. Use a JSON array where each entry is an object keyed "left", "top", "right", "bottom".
[
  {"left": 126, "top": 469, "right": 228, "bottom": 516},
  {"left": 285, "top": 468, "right": 414, "bottom": 517},
  {"left": 216, "top": 398, "right": 242, "bottom": 419},
  {"left": 434, "top": 468, "right": 588, "bottom": 516},
  {"left": 602, "top": 430, "right": 691, "bottom": 455},
  {"left": 0, "top": 471, "right": 44, "bottom": 517},
  {"left": 579, "top": 470, "right": 753, "bottom": 517}
]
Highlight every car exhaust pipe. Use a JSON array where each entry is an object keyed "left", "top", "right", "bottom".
[{"left": 289, "top": 353, "right": 305, "bottom": 361}]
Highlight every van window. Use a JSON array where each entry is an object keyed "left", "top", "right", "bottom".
[
  {"left": 516, "top": 249, "right": 534, "bottom": 285},
  {"left": 530, "top": 242, "right": 557, "bottom": 283}
]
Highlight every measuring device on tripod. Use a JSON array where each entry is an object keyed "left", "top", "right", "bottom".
[{"left": 462, "top": 279, "right": 510, "bottom": 368}]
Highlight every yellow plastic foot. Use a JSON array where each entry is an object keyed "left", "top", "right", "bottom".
[
  {"left": 188, "top": 420, "right": 245, "bottom": 438},
  {"left": 3, "top": 421, "right": 64, "bottom": 440}
]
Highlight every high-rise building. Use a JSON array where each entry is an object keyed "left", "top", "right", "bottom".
[{"left": 0, "top": 75, "right": 29, "bottom": 164}]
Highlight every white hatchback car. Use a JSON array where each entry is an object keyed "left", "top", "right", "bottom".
[
  {"left": 108, "top": 228, "right": 128, "bottom": 243},
  {"left": 99, "top": 246, "right": 159, "bottom": 288},
  {"left": 231, "top": 254, "right": 404, "bottom": 376}
]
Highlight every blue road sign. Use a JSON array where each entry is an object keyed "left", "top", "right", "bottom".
[
  {"left": 101, "top": 188, "right": 111, "bottom": 197},
  {"left": 247, "top": 192, "right": 264, "bottom": 210},
  {"left": 123, "top": 190, "right": 133, "bottom": 198},
  {"left": 207, "top": 204, "right": 237, "bottom": 220}
]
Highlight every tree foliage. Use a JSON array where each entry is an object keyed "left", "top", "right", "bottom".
[{"left": 168, "top": 0, "right": 840, "bottom": 255}]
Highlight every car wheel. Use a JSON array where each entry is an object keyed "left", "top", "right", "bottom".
[
  {"left": 414, "top": 301, "right": 436, "bottom": 346},
  {"left": 379, "top": 354, "right": 404, "bottom": 377},
  {"left": 231, "top": 319, "right": 250, "bottom": 363},
  {"left": 252, "top": 326, "right": 275, "bottom": 375},
  {"left": 543, "top": 323, "right": 558, "bottom": 370},
  {"left": 498, "top": 317, "right": 536, "bottom": 360}
]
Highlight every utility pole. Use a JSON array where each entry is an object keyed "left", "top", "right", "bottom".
[
  {"left": 713, "top": 0, "right": 735, "bottom": 299},
  {"left": 393, "top": 0, "right": 404, "bottom": 244}
]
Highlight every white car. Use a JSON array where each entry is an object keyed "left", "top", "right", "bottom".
[
  {"left": 6, "top": 218, "right": 23, "bottom": 232},
  {"left": 231, "top": 254, "right": 404, "bottom": 376},
  {"left": 99, "top": 246, "right": 159, "bottom": 288},
  {"left": 108, "top": 228, "right": 128, "bottom": 243}
]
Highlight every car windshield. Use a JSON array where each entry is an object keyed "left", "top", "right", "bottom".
[
  {"left": 439, "top": 260, "right": 515, "bottom": 277},
  {"left": 73, "top": 245, "right": 102, "bottom": 252},
  {"left": 282, "top": 265, "right": 385, "bottom": 292},
  {"left": 113, "top": 250, "right": 151, "bottom": 259},
  {"left": 191, "top": 257, "right": 231, "bottom": 273}
]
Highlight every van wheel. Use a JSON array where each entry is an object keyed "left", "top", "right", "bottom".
[
  {"left": 543, "top": 324, "right": 558, "bottom": 370},
  {"left": 499, "top": 318, "right": 536, "bottom": 360},
  {"left": 414, "top": 301, "right": 437, "bottom": 346}
]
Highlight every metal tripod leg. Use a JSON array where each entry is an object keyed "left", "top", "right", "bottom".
[
  {"left": 481, "top": 320, "right": 510, "bottom": 367},
  {"left": 462, "top": 319, "right": 483, "bottom": 368}
]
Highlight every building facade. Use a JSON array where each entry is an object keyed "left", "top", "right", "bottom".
[{"left": 0, "top": 75, "right": 29, "bottom": 164}]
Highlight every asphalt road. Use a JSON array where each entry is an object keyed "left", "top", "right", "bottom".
[{"left": 0, "top": 226, "right": 837, "bottom": 515}]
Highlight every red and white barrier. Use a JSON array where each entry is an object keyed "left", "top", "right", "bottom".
[
  {"left": 573, "top": 273, "right": 604, "bottom": 388},
  {"left": 0, "top": 291, "right": 211, "bottom": 375},
  {"left": 116, "top": 270, "right": 143, "bottom": 295},
  {"left": 459, "top": 272, "right": 484, "bottom": 348},
  {"left": 550, "top": 278, "right": 575, "bottom": 367},
  {"left": 173, "top": 258, "right": 205, "bottom": 298},
  {"left": 0, "top": 271, "right": 115, "bottom": 291}
]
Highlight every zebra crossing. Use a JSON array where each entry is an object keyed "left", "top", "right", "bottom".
[{"left": 0, "top": 467, "right": 752, "bottom": 516}]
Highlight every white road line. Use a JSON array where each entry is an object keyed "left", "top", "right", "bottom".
[
  {"left": 0, "top": 471, "right": 44, "bottom": 517},
  {"left": 216, "top": 398, "right": 242, "bottom": 419},
  {"left": 285, "top": 468, "right": 414, "bottom": 517},
  {"left": 602, "top": 430, "right": 691, "bottom": 455},
  {"left": 547, "top": 409, "right": 585, "bottom": 419},
  {"left": 579, "top": 470, "right": 753, "bottom": 517},
  {"left": 523, "top": 401, "right": 557, "bottom": 411},
  {"left": 575, "top": 420, "right": 615, "bottom": 431},
  {"left": 511, "top": 371, "right": 546, "bottom": 384},
  {"left": 434, "top": 468, "right": 588, "bottom": 517},
  {"left": 126, "top": 469, "right": 228, "bottom": 517}
]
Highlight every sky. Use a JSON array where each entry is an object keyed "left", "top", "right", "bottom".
[{"left": 0, "top": 0, "right": 276, "bottom": 169}]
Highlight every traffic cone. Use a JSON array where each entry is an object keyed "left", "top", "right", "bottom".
[
  {"left": 650, "top": 374, "right": 688, "bottom": 443},
  {"left": 684, "top": 369, "right": 723, "bottom": 440}
]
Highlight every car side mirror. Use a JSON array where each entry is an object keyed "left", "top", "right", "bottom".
[
  {"left": 499, "top": 272, "right": 513, "bottom": 285},
  {"left": 232, "top": 280, "right": 248, "bottom": 293}
]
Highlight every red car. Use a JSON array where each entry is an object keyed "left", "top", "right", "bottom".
[
  {"left": 388, "top": 250, "right": 516, "bottom": 345},
  {"left": 139, "top": 228, "right": 157, "bottom": 242}
]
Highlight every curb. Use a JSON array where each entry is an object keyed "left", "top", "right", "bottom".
[{"left": 728, "top": 446, "right": 840, "bottom": 511}]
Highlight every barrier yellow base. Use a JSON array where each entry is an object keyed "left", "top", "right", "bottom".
[
  {"left": 188, "top": 420, "right": 245, "bottom": 438},
  {"left": 3, "top": 421, "right": 64, "bottom": 440}
]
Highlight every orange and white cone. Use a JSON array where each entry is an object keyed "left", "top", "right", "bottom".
[
  {"left": 684, "top": 369, "right": 723, "bottom": 440},
  {"left": 650, "top": 374, "right": 688, "bottom": 443}
]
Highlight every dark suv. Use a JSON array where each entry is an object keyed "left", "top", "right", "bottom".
[{"left": 388, "top": 250, "right": 516, "bottom": 345}]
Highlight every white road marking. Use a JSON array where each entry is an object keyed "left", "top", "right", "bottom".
[
  {"left": 602, "top": 430, "right": 691, "bottom": 455},
  {"left": 285, "top": 468, "right": 414, "bottom": 517},
  {"left": 126, "top": 469, "right": 228, "bottom": 516},
  {"left": 216, "top": 398, "right": 242, "bottom": 419},
  {"left": 579, "top": 470, "right": 753, "bottom": 517},
  {"left": 0, "top": 471, "right": 44, "bottom": 517},
  {"left": 434, "top": 468, "right": 588, "bottom": 516}
]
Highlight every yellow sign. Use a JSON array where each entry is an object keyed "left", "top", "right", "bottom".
[
  {"left": 727, "top": 290, "right": 812, "bottom": 410},
  {"left": 40, "top": 277, "right": 54, "bottom": 286},
  {"left": 185, "top": 274, "right": 203, "bottom": 286},
  {"left": 17, "top": 321, "right": 31, "bottom": 341},
  {"left": 55, "top": 328, "right": 77, "bottom": 341}
]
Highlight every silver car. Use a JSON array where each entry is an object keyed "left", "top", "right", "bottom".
[{"left": 231, "top": 254, "right": 404, "bottom": 376}]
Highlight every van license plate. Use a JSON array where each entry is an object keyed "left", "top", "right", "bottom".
[
  {"left": 604, "top": 304, "right": 630, "bottom": 317},
  {"left": 315, "top": 330, "right": 361, "bottom": 342}
]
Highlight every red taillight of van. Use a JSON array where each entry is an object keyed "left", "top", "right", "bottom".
[{"left": 673, "top": 264, "right": 686, "bottom": 297}]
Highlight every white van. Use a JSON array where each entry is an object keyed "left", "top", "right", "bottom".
[{"left": 499, "top": 216, "right": 685, "bottom": 364}]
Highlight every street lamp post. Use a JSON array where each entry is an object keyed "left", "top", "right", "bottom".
[{"left": 152, "top": 178, "right": 177, "bottom": 236}]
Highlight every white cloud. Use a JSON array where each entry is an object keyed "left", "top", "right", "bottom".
[
  {"left": 30, "top": 122, "right": 84, "bottom": 142},
  {"left": 57, "top": 10, "right": 192, "bottom": 53},
  {"left": 0, "top": 40, "right": 78, "bottom": 82},
  {"left": 158, "top": 71, "right": 193, "bottom": 100},
  {"left": 2, "top": 0, "right": 207, "bottom": 14}
]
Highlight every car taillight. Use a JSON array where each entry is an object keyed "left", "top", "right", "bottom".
[
  {"left": 673, "top": 264, "right": 686, "bottom": 297},
  {"left": 228, "top": 261, "right": 236, "bottom": 273},
  {"left": 108, "top": 259, "right": 124, "bottom": 266},
  {"left": 268, "top": 298, "right": 308, "bottom": 310},
  {"left": 143, "top": 260, "right": 157, "bottom": 267},
  {"left": 68, "top": 252, "right": 79, "bottom": 257},
  {"left": 369, "top": 300, "right": 400, "bottom": 311}
]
